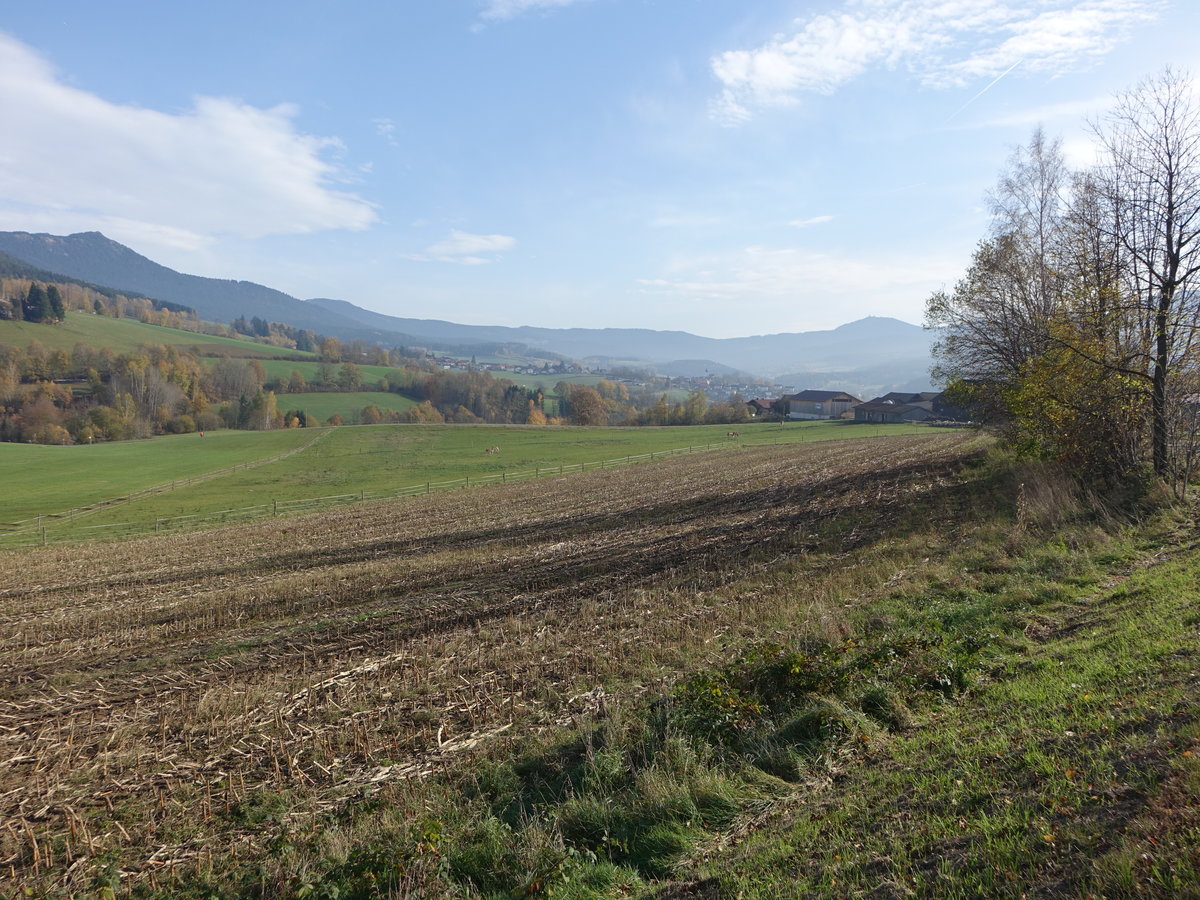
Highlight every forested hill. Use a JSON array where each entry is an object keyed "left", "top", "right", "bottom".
[
  {"left": 0, "top": 249, "right": 193, "bottom": 314},
  {"left": 0, "top": 231, "right": 382, "bottom": 340}
]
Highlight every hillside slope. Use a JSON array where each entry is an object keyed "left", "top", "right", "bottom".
[{"left": 0, "top": 231, "right": 386, "bottom": 340}]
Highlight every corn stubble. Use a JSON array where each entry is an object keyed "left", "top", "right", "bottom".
[{"left": 0, "top": 432, "right": 976, "bottom": 894}]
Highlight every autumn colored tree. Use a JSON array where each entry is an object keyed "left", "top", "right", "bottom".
[
  {"left": 338, "top": 362, "right": 364, "bottom": 390},
  {"left": 320, "top": 336, "right": 343, "bottom": 362},
  {"left": 564, "top": 386, "right": 608, "bottom": 426},
  {"left": 930, "top": 74, "right": 1200, "bottom": 488}
]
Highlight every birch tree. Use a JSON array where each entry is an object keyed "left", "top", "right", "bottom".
[{"left": 1091, "top": 68, "right": 1200, "bottom": 477}]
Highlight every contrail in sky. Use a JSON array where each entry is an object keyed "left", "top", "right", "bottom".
[{"left": 946, "top": 58, "right": 1024, "bottom": 123}]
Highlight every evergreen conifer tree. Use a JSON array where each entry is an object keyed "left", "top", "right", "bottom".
[
  {"left": 22, "top": 283, "right": 49, "bottom": 323},
  {"left": 46, "top": 285, "right": 65, "bottom": 321}
]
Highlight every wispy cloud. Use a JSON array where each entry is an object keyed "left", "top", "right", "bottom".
[
  {"left": 638, "top": 243, "right": 960, "bottom": 327},
  {"left": 478, "top": 0, "right": 590, "bottom": 23},
  {"left": 407, "top": 229, "right": 517, "bottom": 264},
  {"left": 711, "top": 0, "right": 1163, "bottom": 124},
  {"left": 789, "top": 215, "right": 834, "bottom": 228},
  {"left": 0, "top": 32, "right": 378, "bottom": 254},
  {"left": 973, "top": 95, "right": 1110, "bottom": 128},
  {"left": 373, "top": 117, "right": 400, "bottom": 147}
]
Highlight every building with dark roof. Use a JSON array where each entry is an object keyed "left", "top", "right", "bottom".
[{"left": 782, "top": 390, "right": 860, "bottom": 420}]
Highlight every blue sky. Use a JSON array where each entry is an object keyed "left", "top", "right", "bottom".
[{"left": 1, "top": 0, "right": 1195, "bottom": 337}]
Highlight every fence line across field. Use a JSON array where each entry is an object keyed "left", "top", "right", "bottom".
[
  {"left": 1, "top": 428, "right": 332, "bottom": 533},
  {"left": 0, "top": 440, "right": 732, "bottom": 549}
]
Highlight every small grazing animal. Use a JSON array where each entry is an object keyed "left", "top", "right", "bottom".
[
  {"left": 484, "top": 446, "right": 500, "bottom": 454},
  {"left": 726, "top": 431, "right": 740, "bottom": 438}
]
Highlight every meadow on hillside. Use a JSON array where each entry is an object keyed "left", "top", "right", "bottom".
[{"left": 0, "top": 311, "right": 305, "bottom": 358}]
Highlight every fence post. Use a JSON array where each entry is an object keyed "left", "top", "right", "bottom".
[
  {"left": 156, "top": 518, "right": 161, "bottom": 534},
  {"left": 426, "top": 482, "right": 430, "bottom": 494},
  {"left": 273, "top": 500, "right": 278, "bottom": 516}
]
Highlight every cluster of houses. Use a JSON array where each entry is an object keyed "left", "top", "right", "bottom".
[{"left": 746, "top": 389, "right": 969, "bottom": 424}]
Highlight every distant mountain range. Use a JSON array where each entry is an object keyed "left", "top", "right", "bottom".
[{"left": 0, "top": 230, "right": 937, "bottom": 390}]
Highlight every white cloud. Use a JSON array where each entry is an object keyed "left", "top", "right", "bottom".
[
  {"left": 789, "top": 215, "right": 834, "bottom": 228},
  {"left": 711, "top": 0, "right": 1163, "bottom": 124},
  {"left": 0, "top": 32, "right": 377, "bottom": 253},
  {"left": 478, "top": 0, "right": 590, "bottom": 23},
  {"left": 408, "top": 229, "right": 517, "bottom": 264}
]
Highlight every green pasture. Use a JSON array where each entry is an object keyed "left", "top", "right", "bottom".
[
  {"left": 0, "top": 313, "right": 311, "bottom": 359},
  {"left": 14, "top": 420, "right": 935, "bottom": 534},
  {"left": 248, "top": 358, "right": 399, "bottom": 385},
  {"left": 0, "top": 428, "right": 316, "bottom": 524},
  {"left": 279, "top": 391, "right": 417, "bottom": 422},
  {"left": 496, "top": 372, "right": 607, "bottom": 391}
]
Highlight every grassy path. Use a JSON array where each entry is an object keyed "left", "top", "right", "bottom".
[{"left": 669, "top": 517, "right": 1200, "bottom": 898}]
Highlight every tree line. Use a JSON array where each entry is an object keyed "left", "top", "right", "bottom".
[
  {"left": 1, "top": 335, "right": 754, "bottom": 443},
  {"left": 1, "top": 278, "right": 206, "bottom": 331},
  {"left": 2, "top": 282, "right": 757, "bottom": 443},
  {"left": 929, "top": 69, "right": 1200, "bottom": 494}
]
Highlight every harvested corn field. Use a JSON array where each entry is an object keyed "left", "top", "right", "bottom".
[{"left": 0, "top": 431, "right": 980, "bottom": 895}]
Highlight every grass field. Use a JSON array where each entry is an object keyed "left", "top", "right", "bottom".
[
  {"left": 239, "top": 357, "right": 399, "bottom": 384},
  {"left": 2, "top": 431, "right": 1196, "bottom": 898},
  {"left": 0, "top": 428, "right": 317, "bottom": 523},
  {"left": 496, "top": 371, "right": 608, "bottom": 391},
  {"left": 278, "top": 391, "right": 418, "bottom": 421},
  {"left": 693, "top": 537, "right": 1200, "bottom": 897},
  {"left": 255, "top": 363, "right": 639, "bottom": 403},
  {"left": 4, "top": 420, "right": 933, "bottom": 536},
  {"left": 0, "top": 313, "right": 312, "bottom": 359}
]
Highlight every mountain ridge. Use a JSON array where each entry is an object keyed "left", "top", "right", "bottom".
[{"left": 0, "top": 230, "right": 936, "bottom": 385}]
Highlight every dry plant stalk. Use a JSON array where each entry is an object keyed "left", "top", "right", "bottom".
[{"left": 0, "top": 433, "right": 975, "bottom": 894}]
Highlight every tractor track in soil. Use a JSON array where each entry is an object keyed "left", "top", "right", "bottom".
[{"left": 0, "top": 432, "right": 979, "bottom": 892}]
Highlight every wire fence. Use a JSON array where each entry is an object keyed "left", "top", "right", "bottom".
[
  {"left": 1, "top": 428, "right": 332, "bottom": 538},
  {"left": 0, "top": 440, "right": 729, "bottom": 549}
]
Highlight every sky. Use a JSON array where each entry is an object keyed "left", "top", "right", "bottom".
[{"left": 1, "top": 0, "right": 1196, "bottom": 338}]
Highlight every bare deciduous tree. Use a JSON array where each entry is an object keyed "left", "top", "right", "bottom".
[
  {"left": 930, "top": 71, "right": 1200, "bottom": 489},
  {"left": 1091, "top": 68, "right": 1200, "bottom": 476},
  {"left": 927, "top": 129, "right": 1069, "bottom": 413}
]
